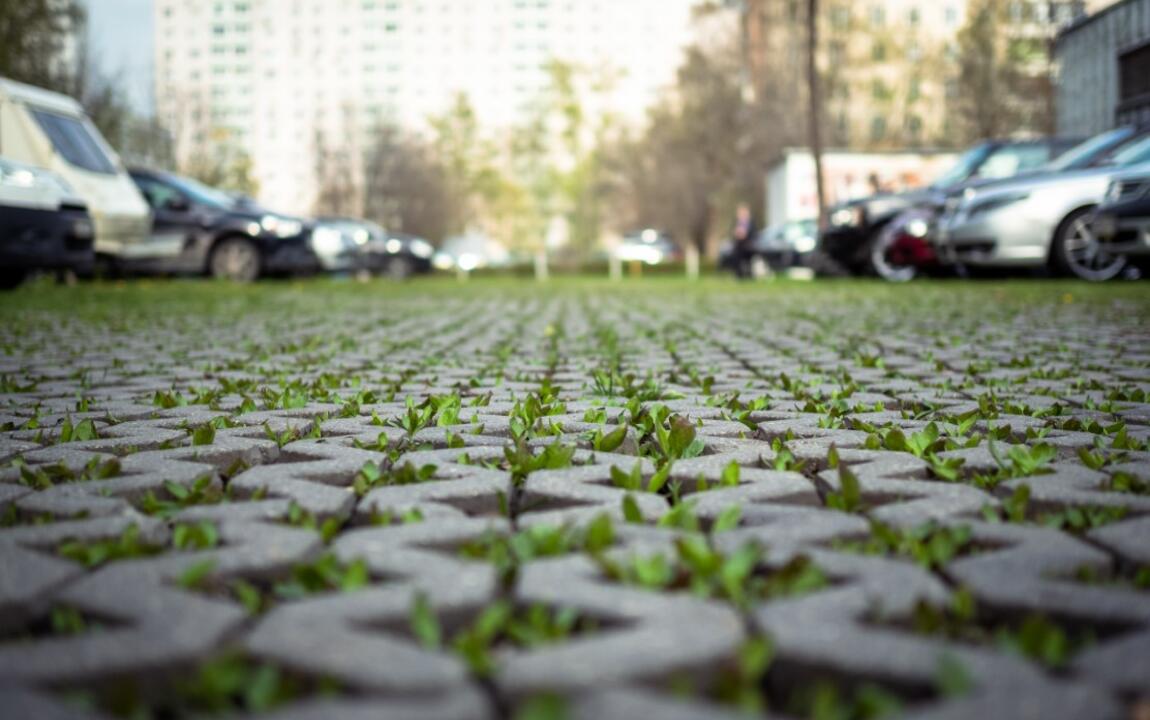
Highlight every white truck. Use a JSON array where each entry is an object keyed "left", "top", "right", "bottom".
[
  {"left": 765, "top": 148, "right": 959, "bottom": 226},
  {"left": 0, "top": 77, "right": 151, "bottom": 263}
]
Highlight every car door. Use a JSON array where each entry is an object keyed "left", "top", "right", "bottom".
[{"left": 132, "top": 175, "right": 201, "bottom": 271}]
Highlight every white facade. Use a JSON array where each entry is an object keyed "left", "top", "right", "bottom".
[{"left": 154, "top": 0, "right": 705, "bottom": 213}]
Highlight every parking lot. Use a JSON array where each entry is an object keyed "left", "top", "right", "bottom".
[{"left": 1, "top": 278, "right": 1149, "bottom": 719}]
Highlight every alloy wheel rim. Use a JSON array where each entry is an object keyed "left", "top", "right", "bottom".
[
  {"left": 216, "top": 243, "right": 257, "bottom": 281},
  {"left": 1064, "top": 217, "right": 1123, "bottom": 280}
]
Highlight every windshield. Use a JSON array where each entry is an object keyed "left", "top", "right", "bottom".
[
  {"left": 975, "top": 144, "right": 1053, "bottom": 179},
  {"left": 930, "top": 145, "right": 991, "bottom": 188},
  {"left": 166, "top": 174, "right": 242, "bottom": 210},
  {"left": 1047, "top": 128, "right": 1134, "bottom": 171},
  {"left": 30, "top": 108, "right": 117, "bottom": 175},
  {"left": 1110, "top": 135, "right": 1150, "bottom": 167}
]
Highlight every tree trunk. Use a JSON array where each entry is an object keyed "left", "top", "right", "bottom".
[{"left": 806, "top": 0, "right": 828, "bottom": 229}]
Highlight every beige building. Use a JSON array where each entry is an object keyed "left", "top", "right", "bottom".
[
  {"left": 742, "top": 0, "right": 1092, "bottom": 150},
  {"left": 154, "top": 0, "right": 707, "bottom": 214}
]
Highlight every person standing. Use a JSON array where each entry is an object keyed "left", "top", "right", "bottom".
[{"left": 731, "top": 203, "right": 758, "bottom": 279}]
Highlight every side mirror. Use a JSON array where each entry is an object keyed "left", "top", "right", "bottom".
[{"left": 164, "top": 195, "right": 191, "bottom": 212}]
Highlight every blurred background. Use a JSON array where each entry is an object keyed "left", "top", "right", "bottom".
[{"left": 2, "top": 0, "right": 1147, "bottom": 281}]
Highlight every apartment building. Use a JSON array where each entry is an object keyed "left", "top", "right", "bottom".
[{"left": 154, "top": 0, "right": 705, "bottom": 213}]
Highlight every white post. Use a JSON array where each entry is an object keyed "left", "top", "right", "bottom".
[
  {"left": 609, "top": 252, "right": 622, "bottom": 281},
  {"left": 535, "top": 250, "right": 550, "bottom": 282},
  {"left": 686, "top": 244, "right": 700, "bottom": 281},
  {"left": 456, "top": 267, "right": 469, "bottom": 282}
]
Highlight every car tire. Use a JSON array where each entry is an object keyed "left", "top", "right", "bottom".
[
  {"left": 1051, "top": 207, "right": 1125, "bottom": 282},
  {"left": 866, "top": 214, "right": 926, "bottom": 282},
  {"left": 385, "top": 256, "right": 414, "bottom": 281},
  {"left": 209, "top": 237, "right": 262, "bottom": 282}
]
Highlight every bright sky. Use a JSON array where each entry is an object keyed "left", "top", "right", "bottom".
[{"left": 84, "top": 0, "right": 154, "bottom": 115}]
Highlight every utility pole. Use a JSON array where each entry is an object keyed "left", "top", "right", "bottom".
[{"left": 806, "top": 0, "right": 828, "bottom": 229}]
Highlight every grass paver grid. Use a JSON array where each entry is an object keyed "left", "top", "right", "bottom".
[{"left": 0, "top": 278, "right": 1148, "bottom": 720}]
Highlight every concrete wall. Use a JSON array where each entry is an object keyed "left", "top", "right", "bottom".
[{"left": 1057, "top": 0, "right": 1150, "bottom": 136}]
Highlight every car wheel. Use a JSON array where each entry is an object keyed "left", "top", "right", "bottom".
[
  {"left": 385, "top": 256, "right": 414, "bottom": 281},
  {"left": 209, "top": 238, "right": 262, "bottom": 282},
  {"left": 1052, "top": 208, "right": 1125, "bottom": 282},
  {"left": 867, "top": 216, "right": 924, "bottom": 282}
]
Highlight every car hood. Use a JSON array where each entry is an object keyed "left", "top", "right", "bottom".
[
  {"left": 1100, "top": 160, "right": 1150, "bottom": 185},
  {"left": 968, "top": 165, "right": 1124, "bottom": 198}
]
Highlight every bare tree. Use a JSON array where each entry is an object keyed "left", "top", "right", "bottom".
[
  {"left": 362, "top": 125, "right": 462, "bottom": 243},
  {"left": 956, "top": 0, "right": 1056, "bottom": 142},
  {"left": 807, "top": 0, "right": 827, "bottom": 228},
  {"left": 0, "top": 0, "right": 84, "bottom": 93}
]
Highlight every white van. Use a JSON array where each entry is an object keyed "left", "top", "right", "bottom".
[{"left": 0, "top": 77, "right": 152, "bottom": 259}]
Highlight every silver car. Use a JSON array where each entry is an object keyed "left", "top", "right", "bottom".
[{"left": 936, "top": 136, "right": 1150, "bottom": 280}]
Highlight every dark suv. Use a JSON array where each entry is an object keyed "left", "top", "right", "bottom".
[
  {"left": 128, "top": 168, "right": 317, "bottom": 281},
  {"left": 0, "top": 157, "right": 93, "bottom": 288},
  {"left": 818, "top": 138, "right": 1082, "bottom": 277}
]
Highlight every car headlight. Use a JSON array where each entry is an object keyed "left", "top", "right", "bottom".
[
  {"left": 409, "top": 239, "right": 434, "bottom": 259},
  {"left": 0, "top": 160, "right": 74, "bottom": 196},
  {"left": 968, "top": 192, "right": 1030, "bottom": 220},
  {"left": 352, "top": 229, "right": 371, "bottom": 246},
  {"left": 385, "top": 238, "right": 403, "bottom": 254},
  {"left": 830, "top": 206, "right": 864, "bottom": 228},
  {"left": 904, "top": 218, "right": 930, "bottom": 238},
  {"left": 261, "top": 215, "right": 304, "bottom": 238},
  {"left": 793, "top": 236, "right": 817, "bottom": 253},
  {"left": 311, "top": 226, "right": 345, "bottom": 255}
]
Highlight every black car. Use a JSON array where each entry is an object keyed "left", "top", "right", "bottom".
[
  {"left": 819, "top": 137, "right": 1082, "bottom": 276},
  {"left": 1092, "top": 170, "right": 1150, "bottom": 264},
  {"left": 316, "top": 217, "right": 435, "bottom": 279},
  {"left": 0, "top": 157, "right": 93, "bottom": 288},
  {"left": 128, "top": 168, "right": 318, "bottom": 282}
]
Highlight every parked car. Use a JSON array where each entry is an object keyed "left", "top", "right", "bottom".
[
  {"left": 861, "top": 128, "right": 1148, "bottom": 281},
  {"left": 616, "top": 229, "right": 681, "bottom": 265},
  {"left": 128, "top": 168, "right": 317, "bottom": 281},
  {"left": 1091, "top": 167, "right": 1150, "bottom": 262},
  {"left": 0, "top": 156, "right": 94, "bottom": 288},
  {"left": 308, "top": 218, "right": 367, "bottom": 274},
  {"left": 935, "top": 136, "right": 1150, "bottom": 281},
  {"left": 315, "top": 217, "right": 435, "bottom": 278},
  {"left": 719, "top": 220, "right": 817, "bottom": 274},
  {"left": 433, "top": 233, "right": 511, "bottom": 272},
  {"left": 0, "top": 77, "right": 151, "bottom": 263},
  {"left": 819, "top": 138, "right": 1082, "bottom": 278}
]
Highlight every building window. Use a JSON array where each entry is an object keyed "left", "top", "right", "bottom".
[{"left": 830, "top": 5, "right": 850, "bottom": 30}]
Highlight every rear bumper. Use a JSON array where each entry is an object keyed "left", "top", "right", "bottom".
[{"left": 0, "top": 205, "right": 94, "bottom": 272}]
